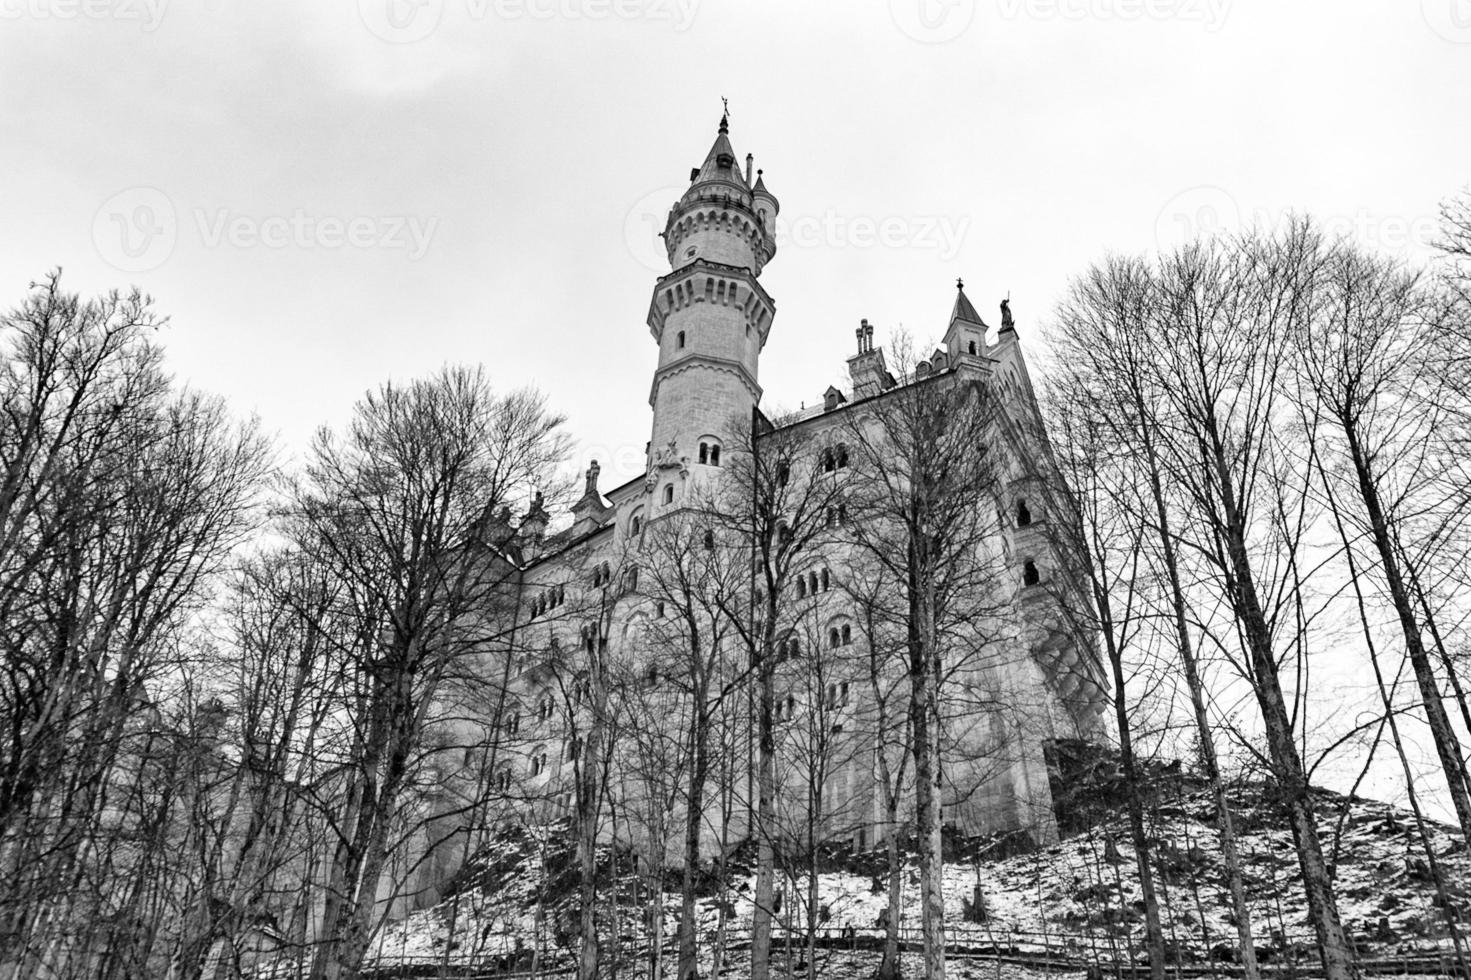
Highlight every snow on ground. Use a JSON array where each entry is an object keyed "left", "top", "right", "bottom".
[{"left": 371, "top": 784, "right": 1471, "bottom": 969}]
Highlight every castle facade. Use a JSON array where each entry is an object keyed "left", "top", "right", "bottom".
[{"left": 418, "top": 117, "right": 1109, "bottom": 904}]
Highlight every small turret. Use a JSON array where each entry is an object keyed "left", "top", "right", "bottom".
[
  {"left": 752, "top": 168, "right": 780, "bottom": 245},
  {"left": 944, "top": 278, "right": 988, "bottom": 361}
]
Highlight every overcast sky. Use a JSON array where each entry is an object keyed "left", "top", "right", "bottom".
[{"left": 2, "top": 0, "right": 1468, "bottom": 488}]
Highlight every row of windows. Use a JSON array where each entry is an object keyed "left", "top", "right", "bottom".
[
  {"left": 591, "top": 562, "right": 613, "bottom": 587},
  {"left": 775, "top": 681, "right": 852, "bottom": 722},
  {"left": 819, "top": 445, "right": 850, "bottom": 472},
  {"left": 529, "top": 585, "right": 565, "bottom": 619},
  {"left": 698, "top": 442, "right": 721, "bottom": 466},
  {"left": 775, "top": 621, "right": 853, "bottom": 658},
  {"left": 795, "top": 568, "right": 833, "bottom": 599}
]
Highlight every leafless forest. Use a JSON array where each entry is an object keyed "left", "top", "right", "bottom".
[{"left": 3, "top": 192, "right": 1471, "bottom": 980}]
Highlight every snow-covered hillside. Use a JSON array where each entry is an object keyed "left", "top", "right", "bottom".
[{"left": 370, "top": 756, "right": 1470, "bottom": 974}]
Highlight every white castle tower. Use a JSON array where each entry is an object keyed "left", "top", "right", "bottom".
[{"left": 643, "top": 114, "right": 779, "bottom": 507}]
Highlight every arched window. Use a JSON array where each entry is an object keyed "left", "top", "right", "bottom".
[
  {"left": 1017, "top": 499, "right": 1032, "bottom": 527},
  {"left": 631, "top": 514, "right": 642, "bottom": 537},
  {"left": 808, "top": 572, "right": 819, "bottom": 595},
  {"left": 836, "top": 444, "right": 849, "bottom": 468},
  {"left": 699, "top": 443, "right": 709, "bottom": 465},
  {"left": 1023, "top": 560, "right": 1040, "bottom": 587},
  {"left": 663, "top": 484, "right": 675, "bottom": 505},
  {"left": 703, "top": 529, "right": 715, "bottom": 550},
  {"left": 625, "top": 567, "right": 639, "bottom": 591},
  {"left": 797, "top": 577, "right": 807, "bottom": 599},
  {"left": 820, "top": 448, "right": 835, "bottom": 473},
  {"left": 841, "top": 624, "right": 852, "bottom": 645},
  {"left": 820, "top": 568, "right": 831, "bottom": 591},
  {"left": 968, "top": 340, "right": 977, "bottom": 356},
  {"left": 777, "top": 522, "right": 792, "bottom": 547},
  {"left": 829, "top": 627, "right": 841, "bottom": 649},
  {"left": 709, "top": 445, "right": 720, "bottom": 466},
  {"left": 677, "top": 330, "right": 686, "bottom": 349},
  {"left": 776, "top": 461, "right": 790, "bottom": 486}
]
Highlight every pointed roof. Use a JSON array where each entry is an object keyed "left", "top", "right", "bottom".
[
  {"left": 695, "top": 115, "right": 746, "bottom": 185},
  {"left": 680, "top": 114, "right": 750, "bottom": 207},
  {"left": 950, "top": 278, "right": 987, "bottom": 327}
]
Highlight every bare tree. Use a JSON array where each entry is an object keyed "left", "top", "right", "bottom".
[
  {"left": 288, "top": 368, "right": 568, "bottom": 980},
  {"left": 1048, "top": 254, "right": 1262, "bottom": 976},
  {"left": 1138, "top": 226, "right": 1357, "bottom": 978},
  {"left": 839, "top": 334, "right": 1011, "bottom": 980},
  {"left": 711, "top": 411, "right": 843, "bottom": 980},
  {"left": 0, "top": 273, "right": 269, "bottom": 979}
]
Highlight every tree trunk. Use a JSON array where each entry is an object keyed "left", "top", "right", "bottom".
[
  {"left": 908, "top": 626, "right": 945, "bottom": 980},
  {"left": 1097, "top": 604, "right": 1167, "bottom": 980},
  {"left": 751, "top": 652, "right": 777, "bottom": 980},
  {"left": 677, "top": 720, "right": 709, "bottom": 980},
  {"left": 1210, "top": 443, "right": 1358, "bottom": 980},
  {"left": 1137, "top": 415, "right": 1260, "bottom": 978},
  {"left": 1343, "top": 429, "right": 1471, "bottom": 837}
]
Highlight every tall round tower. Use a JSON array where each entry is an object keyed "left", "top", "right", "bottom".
[{"left": 644, "top": 114, "right": 778, "bottom": 505}]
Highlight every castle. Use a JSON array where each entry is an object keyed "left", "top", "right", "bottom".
[{"left": 415, "top": 116, "right": 1108, "bottom": 905}]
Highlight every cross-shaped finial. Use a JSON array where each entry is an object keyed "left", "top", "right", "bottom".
[
  {"left": 956, "top": 277, "right": 964, "bottom": 290},
  {"left": 722, "top": 96, "right": 729, "bottom": 116}
]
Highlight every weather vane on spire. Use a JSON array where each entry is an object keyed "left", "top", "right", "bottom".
[{"left": 722, "top": 96, "right": 729, "bottom": 117}]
